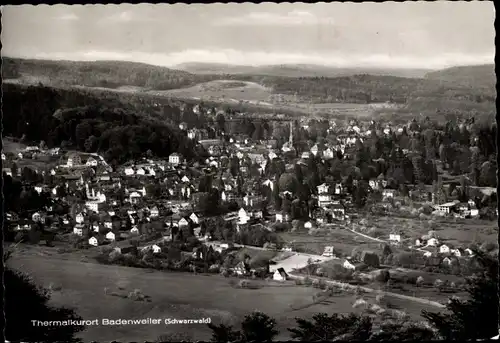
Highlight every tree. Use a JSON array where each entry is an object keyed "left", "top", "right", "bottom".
[
  {"left": 240, "top": 311, "right": 279, "bottom": 342},
  {"left": 288, "top": 313, "right": 372, "bottom": 341},
  {"left": 207, "top": 311, "right": 278, "bottom": 343},
  {"left": 4, "top": 251, "right": 85, "bottom": 342},
  {"left": 422, "top": 251, "right": 499, "bottom": 340}
]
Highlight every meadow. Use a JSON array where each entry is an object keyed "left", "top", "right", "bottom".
[{"left": 9, "top": 251, "right": 393, "bottom": 342}]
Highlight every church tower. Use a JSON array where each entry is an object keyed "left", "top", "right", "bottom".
[{"left": 289, "top": 121, "right": 293, "bottom": 144}]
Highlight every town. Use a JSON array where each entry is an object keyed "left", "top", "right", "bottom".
[{"left": 4, "top": 106, "right": 497, "bottom": 286}]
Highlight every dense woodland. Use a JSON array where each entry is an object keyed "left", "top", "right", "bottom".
[{"left": 2, "top": 83, "right": 207, "bottom": 164}]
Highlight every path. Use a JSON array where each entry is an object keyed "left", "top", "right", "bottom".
[{"left": 287, "top": 273, "right": 446, "bottom": 309}]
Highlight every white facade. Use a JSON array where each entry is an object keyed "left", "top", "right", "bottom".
[
  {"left": 343, "top": 260, "right": 356, "bottom": 270},
  {"left": 76, "top": 213, "right": 85, "bottom": 224},
  {"left": 439, "top": 245, "right": 450, "bottom": 254},
  {"left": 106, "top": 232, "right": 116, "bottom": 241},
  {"left": 124, "top": 167, "right": 135, "bottom": 176},
  {"left": 273, "top": 270, "right": 286, "bottom": 282},
  {"left": 169, "top": 153, "right": 182, "bottom": 165},
  {"left": 88, "top": 237, "right": 99, "bottom": 246},
  {"left": 86, "top": 157, "right": 98, "bottom": 167}
]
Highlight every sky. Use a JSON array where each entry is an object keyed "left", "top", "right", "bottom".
[{"left": 1, "top": 2, "right": 495, "bottom": 69}]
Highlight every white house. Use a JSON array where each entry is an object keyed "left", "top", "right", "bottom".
[
  {"left": 301, "top": 151, "right": 311, "bottom": 159},
  {"left": 427, "top": 238, "right": 439, "bottom": 247},
  {"left": 136, "top": 168, "right": 146, "bottom": 176},
  {"left": 423, "top": 251, "right": 433, "bottom": 258},
  {"left": 464, "top": 248, "right": 474, "bottom": 256},
  {"left": 18, "top": 152, "right": 23, "bottom": 159},
  {"left": 169, "top": 153, "right": 183, "bottom": 165},
  {"left": 85, "top": 200, "right": 99, "bottom": 213},
  {"left": 124, "top": 167, "right": 135, "bottom": 176},
  {"left": 323, "top": 148, "right": 334, "bottom": 159},
  {"left": 450, "top": 248, "right": 462, "bottom": 257},
  {"left": 382, "top": 189, "right": 396, "bottom": 200},
  {"left": 238, "top": 208, "right": 250, "bottom": 225},
  {"left": 129, "top": 191, "right": 142, "bottom": 204},
  {"left": 73, "top": 225, "right": 84, "bottom": 236},
  {"left": 273, "top": 269, "right": 287, "bottom": 282},
  {"left": 130, "top": 226, "right": 140, "bottom": 235},
  {"left": 104, "top": 220, "right": 112, "bottom": 229},
  {"left": 343, "top": 260, "right": 356, "bottom": 270},
  {"left": 310, "top": 144, "right": 319, "bottom": 156},
  {"left": 178, "top": 218, "right": 189, "bottom": 227},
  {"left": 189, "top": 213, "right": 199, "bottom": 224},
  {"left": 76, "top": 212, "right": 85, "bottom": 224},
  {"left": 389, "top": 233, "right": 401, "bottom": 244},
  {"left": 322, "top": 246, "right": 334, "bottom": 257},
  {"left": 442, "top": 257, "right": 452, "bottom": 266},
  {"left": 66, "top": 154, "right": 81, "bottom": 167},
  {"left": 32, "top": 212, "right": 41, "bottom": 222},
  {"left": 275, "top": 213, "right": 283, "bottom": 223},
  {"left": 415, "top": 239, "right": 422, "bottom": 247},
  {"left": 86, "top": 157, "right": 98, "bottom": 167},
  {"left": 181, "top": 175, "right": 190, "bottom": 183},
  {"left": 150, "top": 206, "right": 159, "bottom": 218},
  {"left": 88, "top": 236, "right": 99, "bottom": 246},
  {"left": 106, "top": 232, "right": 116, "bottom": 241},
  {"left": 439, "top": 244, "right": 450, "bottom": 254},
  {"left": 436, "top": 202, "right": 456, "bottom": 215},
  {"left": 317, "top": 183, "right": 330, "bottom": 194}
]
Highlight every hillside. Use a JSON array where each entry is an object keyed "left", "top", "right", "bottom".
[
  {"left": 175, "top": 62, "right": 432, "bottom": 78},
  {"left": 2, "top": 57, "right": 217, "bottom": 90},
  {"left": 425, "top": 64, "right": 496, "bottom": 89},
  {"left": 1, "top": 82, "right": 205, "bottom": 165}
]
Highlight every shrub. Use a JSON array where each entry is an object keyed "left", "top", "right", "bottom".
[
  {"left": 294, "top": 278, "right": 304, "bottom": 285},
  {"left": 375, "top": 293, "right": 385, "bottom": 304},
  {"left": 238, "top": 280, "right": 250, "bottom": 288},
  {"left": 303, "top": 276, "right": 313, "bottom": 286},
  {"left": 352, "top": 298, "right": 369, "bottom": 309},
  {"left": 312, "top": 279, "right": 320, "bottom": 288}
]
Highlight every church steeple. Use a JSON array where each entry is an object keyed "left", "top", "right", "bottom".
[{"left": 289, "top": 121, "right": 293, "bottom": 144}]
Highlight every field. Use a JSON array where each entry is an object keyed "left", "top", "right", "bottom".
[
  {"left": 8, "top": 244, "right": 443, "bottom": 342},
  {"left": 278, "top": 226, "right": 382, "bottom": 257},
  {"left": 3, "top": 137, "right": 60, "bottom": 170},
  {"left": 363, "top": 214, "right": 498, "bottom": 248}
]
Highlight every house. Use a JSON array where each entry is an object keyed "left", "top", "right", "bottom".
[
  {"left": 389, "top": 233, "right": 401, "bottom": 244},
  {"left": 129, "top": 191, "right": 142, "bottom": 204},
  {"left": 86, "top": 157, "right": 98, "bottom": 167},
  {"left": 89, "top": 236, "right": 105, "bottom": 246},
  {"left": 382, "top": 189, "right": 396, "bottom": 200},
  {"left": 450, "top": 248, "right": 462, "bottom": 257},
  {"left": 273, "top": 268, "right": 288, "bottom": 281},
  {"left": 32, "top": 212, "right": 42, "bottom": 222},
  {"left": 238, "top": 208, "right": 250, "bottom": 225},
  {"left": 301, "top": 151, "right": 311, "bottom": 159},
  {"left": 436, "top": 202, "right": 457, "bottom": 215},
  {"left": 3, "top": 168, "right": 12, "bottom": 176},
  {"left": 189, "top": 212, "right": 199, "bottom": 225},
  {"left": 67, "top": 154, "right": 82, "bottom": 167},
  {"left": 150, "top": 206, "right": 159, "bottom": 218},
  {"left": 330, "top": 203, "right": 346, "bottom": 220},
  {"left": 73, "top": 224, "right": 85, "bottom": 236},
  {"left": 142, "top": 244, "right": 162, "bottom": 254},
  {"left": 334, "top": 183, "right": 344, "bottom": 195},
  {"left": 439, "top": 244, "right": 450, "bottom": 254},
  {"left": 275, "top": 212, "right": 290, "bottom": 223},
  {"left": 415, "top": 239, "right": 422, "bottom": 247},
  {"left": 322, "top": 246, "right": 334, "bottom": 257},
  {"left": 323, "top": 148, "right": 335, "bottom": 159},
  {"left": 106, "top": 231, "right": 116, "bottom": 241},
  {"left": 179, "top": 122, "right": 188, "bottom": 130},
  {"left": 136, "top": 167, "right": 146, "bottom": 176},
  {"left": 310, "top": 144, "right": 319, "bottom": 156},
  {"left": 85, "top": 200, "right": 99, "bottom": 213},
  {"left": 442, "top": 257, "right": 452, "bottom": 266},
  {"left": 76, "top": 212, "right": 85, "bottom": 224},
  {"left": 124, "top": 167, "right": 135, "bottom": 176},
  {"left": 317, "top": 183, "right": 330, "bottom": 194},
  {"left": 427, "top": 238, "right": 439, "bottom": 247},
  {"left": 304, "top": 221, "right": 313, "bottom": 229},
  {"left": 423, "top": 251, "right": 433, "bottom": 258},
  {"left": 178, "top": 217, "right": 189, "bottom": 227},
  {"left": 169, "top": 153, "right": 183, "bottom": 165},
  {"left": 343, "top": 259, "right": 356, "bottom": 270},
  {"left": 130, "top": 226, "right": 140, "bottom": 235},
  {"left": 18, "top": 152, "right": 23, "bottom": 159}
]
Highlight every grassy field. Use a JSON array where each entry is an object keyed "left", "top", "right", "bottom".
[
  {"left": 3, "top": 137, "right": 60, "bottom": 170},
  {"left": 278, "top": 226, "right": 382, "bottom": 257},
  {"left": 363, "top": 214, "right": 498, "bottom": 248},
  {"left": 9, "top": 249, "right": 399, "bottom": 342}
]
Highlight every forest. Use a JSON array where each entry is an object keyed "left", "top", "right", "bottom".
[{"left": 2, "top": 83, "right": 206, "bottom": 165}]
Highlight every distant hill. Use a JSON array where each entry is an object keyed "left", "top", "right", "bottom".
[
  {"left": 175, "top": 62, "right": 433, "bottom": 78},
  {"left": 2, "top": 57, "right": 215, "bottom": 90},
  {"left": 425, "top": 64, "right": 496, "bottom": 89}
]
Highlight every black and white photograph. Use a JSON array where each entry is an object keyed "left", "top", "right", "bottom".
[{"left": 2, "top": 2, "right": 498, "bottom": 342}]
